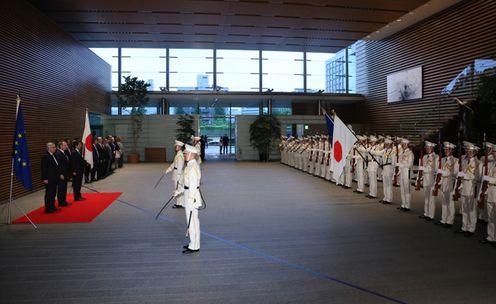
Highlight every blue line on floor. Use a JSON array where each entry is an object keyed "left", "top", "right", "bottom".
[{"left": 85, "top": 185, "right": 407, "bottom": 304}]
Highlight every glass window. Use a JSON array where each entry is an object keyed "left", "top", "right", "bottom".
[
  {"left": 306, "top": 52, "right": 334, "bottom": 92},
  {"left": 262, "top": 51, "right": 304, "bottom": 92},
  {"left": 169, "top": 49, "right": 213, "bottom": 91},
  {"left": 325, "top": 49, "right": 347, "bottom": 93},
  {"left": 121, "top": 48, "right": 166, "bottom": 92},
  {"left": 347, "top": 43, "right": 357, "bottom": 93},
  {"left": 89, "top": 48, "right": 118, "bottom": 91},
  {"left": 217, "top": 50, "right": 260, "bottom": 92}
]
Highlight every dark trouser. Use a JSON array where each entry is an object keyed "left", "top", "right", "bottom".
[
  {"left": 44, "top": 181, "right": 57, "bottom": 211},
  {"left": 223, "top": 145, "right": 228, "bottom": 154},
  {"left": 118, "top": 156, "right": 123, "bottom": 168},
  {"left": 73, "top": 173, "right": 83, "bottom": 199},
  {"left": 91, "top": 163, "right": 99, "bottom": 181},
  {"left": 84, "top": 163, "right": 91, "bottom": 182},
  {"left": 219, "top": 145, "right": 222, "bottom": 154},
  {"left": 57, "top": 178, "right": 67, "bottom": 205},
  {"left": 99, "top": 160, "right": 107, "bottom": 178}
]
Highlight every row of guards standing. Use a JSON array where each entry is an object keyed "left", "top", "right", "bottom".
[{"left": 280, "top": 134, "right": 496, "bottom": 245}]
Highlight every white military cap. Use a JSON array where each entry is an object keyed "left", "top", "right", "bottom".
[
  {"left": 384, "top": 138, "right": 393, "bottom": 144},
  {"left": 401, "top": 138, "right": 410, "bottom": 144},
  {"left": 463, "top": 141, "right": 475, "bottom": 150},
  {"left": 356, "top": 135, "right": 365, "bottom": 141},
  {"left": 369, "top": 135, "right": 378, "bottom": 142},
  {"left": 486, "top": 142, "right": 494, "bottom": 150},
  {"left": 193, "top": 136, "right": 201, "bottom": 141},
  {"left": 424, "top": 141, "right": 436, "bottom": 147},
  {"left": 474, "top": 145, "right": 480, "bottom": 151},
  {"left": 281, "top": 135, "right": 287, "bottom": 139},
  {"left": 174, "top": 140, "right": 185, "bottom": 146},
  {"left": 443, "top": 141, "right": 456, "bottom": 149},
  {"left": 184, "top": 144, "right": 199, "bottom": 154}
]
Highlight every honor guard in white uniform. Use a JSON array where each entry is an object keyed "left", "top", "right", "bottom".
[
  {"left": 380, "top": 138, "right": 395, "bottom": 204},
  {"left": 376, "top": 135, "right": 385, "bottom": 181},
  {"left": 366, "top": 135, "right": 382, "bottom": 199},
  {"left": 343, "top": 148, "right": 354, "bottom": 189},
  {"left": 308, "top": 137, "right": 317, "bottom": 174},
  {"left": 353, "top": 136, "right": 367, "bottom": 194},
  {"left": 480, "top": 143, "right": 496, "bottom": 245},
  {"left": 302, "top": 138, "right": 310, "bottom": 173},
  {"left": 279, "top": 136, "right": 288, "bottom": 164},
  {"left": 321, "top": 137, "right": 330, "bottom": 179},
  {"left": 314, "top": 137, "right": 324, "bottom": 177},
  {"left": 192, "top": 136, "right": 202, "bottom": 165},
  {"left": 436, "top": 142, "right": 458, "bottom": 227},
  {"left": 325, "top": 140, "right": 333, "bottom": 181},
  {"left": 177, "top": 144, "right": 203, "bottom": 254},
  {"left": 164, "top": 140, "right": 185, "bottom": 208},
  {"left": 474, "top": 145, "right": 488, "bottom": 223},
  {"left": 418, "top": 141, "right": 440, "bottom": 221},
  {"left": 396, "top": 138, "right": 414, "bottom": 211},
  {"left": 454, "top": 142, "right": 480, "bottom": 236}
]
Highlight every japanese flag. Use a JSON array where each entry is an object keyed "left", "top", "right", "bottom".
[
  {"left": 331, "top": 115, "right": 357, "bottom": 180},
  {"left": 82, "top": 110, "right": 93, "bottom": 168}
]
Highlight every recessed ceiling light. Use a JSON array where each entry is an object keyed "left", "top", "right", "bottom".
[
  {"left": 366, "top": 35, "right": 371, "bottom": 38},
  {"left": 397, "top": 19, "right": 402, "bottom": 22}
]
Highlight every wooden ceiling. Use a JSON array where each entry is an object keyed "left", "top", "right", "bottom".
[{"left": 28, "top": 0, "right": 430, "bottom": 52}]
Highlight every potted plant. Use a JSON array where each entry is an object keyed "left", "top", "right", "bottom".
[
  {"left": 249, "top": 115, "right": 281, "bottom": 162},
  {"left": 176, "top": 114, "right": 195, "bottom": 144},
  {"left": 117, "top": 76, "right": 150, "bottom": 163}
]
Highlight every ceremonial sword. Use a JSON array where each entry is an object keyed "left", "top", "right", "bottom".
[
  {"left": 155, "top": 196, "right": 175, "bottom": 219},
  {"left": 153, "top": 172, "right": 167, "bottom": 189}
]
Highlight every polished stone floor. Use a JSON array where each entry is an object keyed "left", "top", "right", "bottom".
[{"left": 0, "top": 161, "right": 495, "bottom": 304}]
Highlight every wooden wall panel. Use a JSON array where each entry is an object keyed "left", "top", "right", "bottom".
[
  {"left": 357, "top": 0, "right": 496, "bottom": 142},
  {"left": 0, "top": 1, "right": 111, "bottom": 203}
]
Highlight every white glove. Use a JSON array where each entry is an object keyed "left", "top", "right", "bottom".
[
  {"left": 457, "top": 172, "right": 465, "bottom": 178},
  {"left": 482, "top": 175, "right": 495, "bottom": 183},
  {"left": 193, "top": 200, "right": 202, "bottom": 209},
  {"left": 173, "top": 190, "right": 182, "bottom": 197},
  {"left": 437, "top": 169, "right": 445, "bottom": 174},
  {"left": 165, "top": 167, "right": 172, "bottom": 174}
]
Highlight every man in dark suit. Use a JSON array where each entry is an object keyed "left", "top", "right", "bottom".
[
  {"left": 88, "top": 137, "right": 100, "bottom": 182},
  {"left": 97, "top": 137, "right": 106, "bottom": 179},
  {"left": 71, "top": 140, "right": 86, "bottom": 201},
  {"left": 41, "top": 142, "right": 61, "bottom": 213},
  {"left": 55, "top": 140, "right": 71, "bottom": 206}
]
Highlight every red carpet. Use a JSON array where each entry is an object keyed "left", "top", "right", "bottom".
[{"left": 13, "top": 192, "right": 122, "bottom": 224}]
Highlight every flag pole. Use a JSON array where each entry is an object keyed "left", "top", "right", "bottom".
[
  {"left": 6, "top": 93, "right": 37, "bottom": 228},
  {"left": 7, "top": 95, "right": 21, "bottom": 224}
]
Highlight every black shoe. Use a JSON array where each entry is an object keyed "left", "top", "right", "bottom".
[
  {"left": 397, "top": 207, "right": 403, "bottom": 210},
  {"left": 454, "top": 229, "right": 465, "bottom": 234},
  {"left": 383, "top": 201, "right": 391, "bottom": 205},
  {"left": 464, "top": 232, "right": 474, "bottom": 237},
  {"left": 59, "top": 202, "right": 71, "bottom": 207},
  {"left": 378, "top": 199, "right": 384, "bottom": 203},
  {"left": 182, "top": 248, "right": 200, "bottom": 254},
  {"left": 434, "top": 221, "right": 443, "bottom": 226},
  {"left": 480, "top": 239, "right": 495, "bottom": 244},
  {"left": 183, "top": 245, "right": 189, "bottom": 249},
  {"left": 45, "top": 208, "right": 58, "bottom": 213},
  {"left": 365, "top": 195, "right": 376, "bottom": 199},
  {"left": 172, "top": 204, "right": 184, "bottom": 209},
  {"left": 425, "top": 217, "right": 433, "bottom": 222},
  {"left": 419, "top": 215, "right": 428, "bottom": 219},
  {"left": 354, "top": 190, "right": 363, "bottom": 194},
  {"left": 403, "top": 208, "right": 411, "bottom": 212},
  {"left": 442, "top": 224, "right": 453, "bottom": 228}
]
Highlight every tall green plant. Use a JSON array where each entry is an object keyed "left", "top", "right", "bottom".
[
  {"left": 249, "top": 115, "right": 281, "bottom": 162},
  {"left": 117, "top": 76, "right": 150, "bottom": 153},
  {"left": 176, "top": 114, "right": 195, "bottom": 144}
]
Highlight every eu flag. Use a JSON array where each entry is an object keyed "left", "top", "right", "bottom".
[
  {"left": 13, "top": 101, "right": 32, "bottom": 190},
  {"left": 325, "top": 112, "right": 334, "bottom": 143}
]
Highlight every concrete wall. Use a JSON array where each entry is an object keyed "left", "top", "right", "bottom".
[
  {"left": 103, "top": 115, "right": 199, "bottom": 162},
  {"left": 236, "top": 115, "right": 328, "bottom": 161}
]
